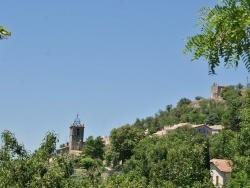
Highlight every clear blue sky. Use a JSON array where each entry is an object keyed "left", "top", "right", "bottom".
[{"left": 0, "top": 0, "right": 249, "bottom": 151}]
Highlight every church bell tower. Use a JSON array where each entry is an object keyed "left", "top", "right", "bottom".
[{"left": 69, "top": 114, "right": 84, "bottom": 151}]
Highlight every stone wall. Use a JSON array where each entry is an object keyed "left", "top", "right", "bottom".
[{"left": 211, "top": 83, "right": 227, "bottom": 99}]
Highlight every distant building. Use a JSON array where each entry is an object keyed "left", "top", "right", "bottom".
[
  {"left": 162, "top": 123, "right": 189, "bottom": 135},
  {"left": 55, "top": 115, "right": 85, "bottom": 156},
  {"left": 102, "top": 136, "right": 110, "bottom": 150},
  {"left": 192, "top": 124, "right": 212, "bottom": 136},
  {"left": 152, "top": 123, "right": 223, "bottom": 137},
  {"left": 210, "top": 125, "right": 224, "bottom": 134},
  {"left": 211, "top": 83, "right": 227, "bottom": 99},
  {"left": 210, "top": 159, "right": 232, "bottom": 187}
]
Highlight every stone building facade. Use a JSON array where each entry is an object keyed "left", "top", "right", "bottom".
[{"left": 211, "top": 83, "right": 227, "bottom": 99}]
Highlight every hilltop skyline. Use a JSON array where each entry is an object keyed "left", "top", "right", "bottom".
[{"left": 0, "top": 0, "right": 249, "bottom": 151}]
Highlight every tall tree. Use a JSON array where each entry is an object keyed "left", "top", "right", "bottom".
[
  {"left": 209, "top": 129, "right": 236, "bottom": 159},
  {"left": 166, "top": 104, "right": 173, "bottom": 112},
  {"left": 228, "top": 88, "right": 250, "bottom": 186},
  {"left": 184, "top": 0, "right": 250, "bottom": 74},
  {"left": 222, "top": 99, "right": 242, "bottom": 131},
  {"left": 82, "top": 136, "right": 104, "bottom": 160},
  {"left": 106, "top": 125, "right": 145, "bottom": 166}
]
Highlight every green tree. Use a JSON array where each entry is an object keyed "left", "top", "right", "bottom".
[
  {"left": 148, "top": 118, "right": 161, "bottom": 134},
  {"left": 79, "top": 157, "right": 103, "bottom": 186},
  {"left": 124, "top": 126, "right": 210, "bottom": 187},
  {"left": 0, "top": 130, "right": 77, "bottom": 187},
  {"left": 177, "top": 97, "right": 191, "bottom": 107},
  {"left": 195, "top": 96, "right": 204, "bottom": 100},
  {"left": 184, "top": 0, "right": 250, "bottom": 74},
  {"left": 204, "top": 113, "right": 220, "bottom": 125},
  {"left": 235, "top": 83, "right": 245, "bottom": 92},
  {"left": 236, "top": 88, "right": 250, "bottom": 157},
  {"left": 209, "top": 129, "right": 236, "bottom": 159},
  {"left": 222, "top": 99, "right": 242, "bottom": 131},
  {"left": 133, "top": 118, "right": 144, "bottom": 130},
  {"left": 228, "top": 170, "right": 250, "bottom": 188},
  {"left": 100, "top": 171, "right": 148, "bottom": 188},
  {"left": 228, "top": 89, "right": 250, "bottom": 185},
  {"left": 106, "top": 125, "right": 145, "bottom": 166},
  {"left": 166, "top": 104, "right": 173, "bottom": 112},
  {"left": 82, "top": 136, "right": 104, "bottom": 160},
  {"left": 220, "top": 86, "right": 241, "bottom": 101}
]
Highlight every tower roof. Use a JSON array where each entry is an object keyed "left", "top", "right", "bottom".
[{"left": 73, "top": 114, "right": 81, "bottom": 126}]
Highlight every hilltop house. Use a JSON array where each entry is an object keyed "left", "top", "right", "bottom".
[
  {"left": 210, "top": 159, "right": 232, "bottom": 187},
  {"left": 153, "top": 123, "right": 223, "bottom": 137},
  {"left": 210, "top": 125, "right": 224, "bottom": 134}
]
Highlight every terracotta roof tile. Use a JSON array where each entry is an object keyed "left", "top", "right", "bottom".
[{"left": 210, "top": 159, "right": 232, "bottom": 173}]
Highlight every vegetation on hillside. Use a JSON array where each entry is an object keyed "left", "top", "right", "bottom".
[
  {"left": 1, "top": 84, "right": 250, "bottom": 187},
  {"left": 2, "top": 0, "right": 250, "bottom": 186}
]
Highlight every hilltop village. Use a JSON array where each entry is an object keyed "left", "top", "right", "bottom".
[
  {"left": 1, "top": 82, "right": 250, "bottom": 187},
  {"left": 57, "top": 83, "right": 229, "bottom": 154},
  {"left": 49, "top": 83, "right": 248, "bottom": 187}
]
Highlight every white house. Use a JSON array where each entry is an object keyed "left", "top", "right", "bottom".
[
  {"left": 163, "top": 123, "right": 223, "bottom": 136},
  {"left": 210, "top": 125, "right": 224, "bottom": 134},
  {"left": 210, "top": 158, "right": 232, "bottom": 187}
]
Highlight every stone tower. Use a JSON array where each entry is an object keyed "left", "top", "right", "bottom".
[
  {"left": 211, "top": 83, "right": 226, "bottom": 99},
  {"left": 69, "top": 114, "right": 84, "bottom": 151}
]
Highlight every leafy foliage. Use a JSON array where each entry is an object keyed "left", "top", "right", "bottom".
[
  {"left": 220, "top": 86, "right": 241, "bottom": 101},
  {"left": 1, "top": 83, "right": 250, "bottom": 187},
  {"left": 195, "top": 96, "right": 204, "bottom": 100},
  {"left": 184, "top": 0, "right": 250, "bottom": 74},
  {"left": 177, "top": 97, "right": 192, "bottom": 107},
  {"left": 209, "top": 129, "right": 236, "bottom": 159},
  {"left": 82, "top": 136, "right": 104, "bottom": 160},
  {"left": 106, "top": 125, "right": 145, "bottom": 166},
  {"left": 100, "top": 171, "right": 148, "bottom": 188},
  {"left": 222, "top": 99, "right": 242, "bottom": 131},
  {"left": 0, "top": 131, "right": 76, "bottom": 187},
  {"left": 122, "top": 126, "right": 210, "bottom": 187}
]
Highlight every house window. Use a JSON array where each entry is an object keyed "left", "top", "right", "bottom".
[
  {"left": 76, "top": 128, "right": 80, "bottom": 136},
  {"left": 216, "top": 176, "right": 219, "bottom": 185}
]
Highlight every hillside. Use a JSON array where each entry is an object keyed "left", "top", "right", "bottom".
[
  {"left": 129, "top": 84, "right": 245, "bottom": 134},
  {"left": 0, "top": 84, "right": 249, "bottom": 188}
]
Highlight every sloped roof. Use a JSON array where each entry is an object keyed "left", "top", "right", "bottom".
[
  {"left": 192, "top": 124, "right": 211, "bottom": 129},
  {"left": 164, "top": 123, "right": 189, "bottom": 131},
  {"left": 210, "top": 159, "right": 232, "bottom": 173}
]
